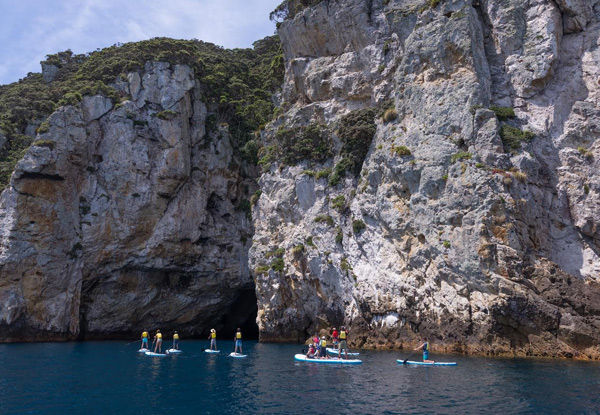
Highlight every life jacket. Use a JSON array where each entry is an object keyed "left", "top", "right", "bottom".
[
  {"left": 157, "top": 333, "right": 162, "bottom": 339},
  {"left": 174, "top": 333, "right": 179, "bottom": 340},
  {"left": 211, "top": 332, "right": 216, "bottom": 339},
  {"left": 142, "top": 331, "right": 148, "bottom": 338},
  {"left": 236, "top": 331, "right": 242, "bottom": 340},
  {"left": 339, "top": 330, "right": 347, "bottom": 340},
  {"left": 320, "top": 339, "right": 326, "bottom": 347},
  {"left": 423, "top": 342, "right": 428, "bottom": 352},
  {"left": 332, "top": 331, "right": 338, "bottom": 339}
]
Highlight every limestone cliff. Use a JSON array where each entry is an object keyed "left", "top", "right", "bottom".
[
  {"left": 0, "top": 63, "right": 258, "bottom": 341},
  {"left": 250, "top": 0, "right": 600, "bottom": 358}
]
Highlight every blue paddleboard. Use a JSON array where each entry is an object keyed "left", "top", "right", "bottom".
[
  {"left": 204, "top": 350, "right": 220, "bottom": 354},
  {"left": 326, "top": 347, "right": 359, "bottom": 356},
  {"left": 397, "top": 359, "right": 456, "bottom": 366},
  {"left": 145, "top": 351, "right": 167, "bottom": 357},
  {"left": 229, "top": 352, "right": 247, "bottom": 358},
  {"left": 295, "top": 354, "right": 362, "bottom": 364}
]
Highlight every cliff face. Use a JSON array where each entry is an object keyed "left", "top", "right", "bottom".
[
  {"left": 1, "top": 0, "right": 600, "bottom": 359},
  {"left": 250, "top": 0, "right": 600, "bottom": 358},
  {"left": 0, "top": 63, "right": 257, "bottom": 341}
]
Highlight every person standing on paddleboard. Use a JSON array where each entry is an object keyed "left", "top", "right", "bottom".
[
  {"left": 414, "top": 337, "right": 434, "bottom": 363},
  {"left": 234, "top": 328, "right": 243, "bottom": 355},
  {"left": 209, "top": 329, "right": 217, "bottom": 350},
  {"left": 153, "top": 330, "right": 163, "bottom": 353},
  {"left": 319, "top": 336, "right": 328, "bottom": 359},
  {"left": 172, "top": 331, "right": 180, "bottom": 350},
  {"left": 331, "top": 328, "right": 339, "bottom": 349},
  {"left": 338, "top": 326, "right": 349, "bottom": 359},
  {"left": 141, "top": 330, "right": 149, "bottom": 350}
]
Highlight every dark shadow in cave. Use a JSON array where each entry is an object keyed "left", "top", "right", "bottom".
[{"left": 215, "top": 288, "right": 259, "bottom": 340}]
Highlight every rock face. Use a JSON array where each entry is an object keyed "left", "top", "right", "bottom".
[
  {"left": 250, "top": 0, "right": 600, "bottom": 358},
  {"left": 0, "top": 63, "right": 257, "bottom": 341}
]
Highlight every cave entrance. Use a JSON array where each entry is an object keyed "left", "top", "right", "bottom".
[{"left": 217, "top": 288, "right": 259, "bottom": 340}]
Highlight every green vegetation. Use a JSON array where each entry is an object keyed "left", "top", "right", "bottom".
[
  {"left": 382, "top": 108, "right": 398, "bottom": 123},
  {"left": 578, "top": 146, "right": 594, "bottom": 161},
  {"left": 441, "top": 174, "right": 448, "bottom": 182},
  {"left": 269, "top": 0, "right": 325, "bottom": 23},
  {"left": 254, "top": 265, "right": 270, "bottom": 275},
  {"left": 331, "top": 195, "right": 346, "bottom": 211},
  {"left": 291, "top": 244, "right": 305, "bottom": 257},
  {"left": 276, "top": 123, "right": 332, "bottom": 165},
  {"left": 250, "top": 189, "right": 262, "bottom": 206},
  {"left": 450, "top": 151, "right": 471, "bottom": 163},
  {"left": 352, "top": 219, "right": 366, "bottom": 234},
  {"left": 442, "top": 240, "right": 451, "bottom": 249},
  {"left": 236, "top": 199, "right": 252, "bottom": 219},
  {"left": 155, "top": 110, "right": 177, "bottom": 120},
  {"left": 476, "top": 163, "right": 485, "bottom": 169},
  {"left": 584, "top": 184, "right": 590, "bottom": 194},
  {"left": 394, "top": 145, "right": 411, "bottom": 157},
  {"left": 329, "top": 157, "right": 354, "bottom": 186},
  {"left": 0, "top": 36, "right": 284, "bottom": 191},
  {"left": 499, "top": 125, "right": 535, "bottom": 151},
  {"left": 335, "top": 227, "right": 343, "bottom": 244},
  {"left": 316, "top": 167, "right": 332, "bottom": 180},
  {"left": 340, "top": 257, "right": 352, "bottom": 271},
  {"left": 306, "top": 236, "right": 315, "bottom": 247},
  {"left": 337, "top": 108, "right": 377, "bottom": 177},
  {"left": 265, "top": 247, "right": 285, "bottom": 258},
  {"left": 302, "top": 169, "right": 316, "bottom": 177},
  {"left": 271, "top": 257, "right": 285, "bottom": 272},
  {"left": 32, "top": 140, "right": 55, "bottom": 149},
  {"left": 67, "top": 242, "right": 83, "bottom": 259},
  {"left": 258, "top": 146, "right": 276, "bottom": 171},
  {"left": 36, "top": 121, "right": 50, "bottom": 134},
  {"left": 490, "top": 105, "right": 516, "bottom": 121},
  {"left": 241, "top": 139, "right": 259, "bottom": 164},
  {"left": 314, "top": 214, "right": 334, "bottom": 226},
  {"left": 513, "top": 171, "right": 527, "bottom": 183}
]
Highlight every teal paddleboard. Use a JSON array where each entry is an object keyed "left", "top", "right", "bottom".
[
  {"left": 295, "top": 354, "right": 362, "bottom": 364},
  {"left": 397, "top": 359, "right": 456, "bottom": 366}
]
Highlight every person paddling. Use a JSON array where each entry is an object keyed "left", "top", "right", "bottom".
[
  {"left": 141, "top": 330, "right": 149, "bottom": 350},
  {"left": 338, "top": 326, "right": 349, "bottom": 359},
  {"left": 153, "top": 330, "right": 163, "bottom": 353},
  {"left": 414, "top": 337, "right": 434, "bottom": 363},
  {"left": 234, "top": 328, "right": 243, "bottom": 355},
  {"left": 331, "top": 327, "right": 339, "bottom": 349},
  {"left": 209, "top": 328, "right": 218, "bottom": 350},
  {"left": 172, "top": 331, "right": 180, "bottom": 350}
]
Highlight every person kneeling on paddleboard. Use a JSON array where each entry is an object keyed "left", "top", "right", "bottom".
[
  {"left": 172, "top": 331, "right": 180, "bottom": 350},
  {"left": 209, "top": 329, "right": 217, "bottom": 350},
  {"left": 234, "top": 328, "right": 243, "bottom": 354},
  {"left": 141, "top": 330, "right": 149, "bottom": 349},
  {"left": 414, "top": 337, "right": 434, "bottom": 363},
  {"left": 153, "top": 330, "right": 163, "bottom": 353},
  {"left": 306, "top": 343, "right": 316, "bottom": 358}
]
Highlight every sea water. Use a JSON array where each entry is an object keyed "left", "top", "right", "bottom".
[{"left": 1, "top": 341, "right": 599, "bottom": 414}]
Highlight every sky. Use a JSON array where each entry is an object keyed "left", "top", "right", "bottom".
[{"left": 0, "top": 0, "right": 281, "bottom": 85}]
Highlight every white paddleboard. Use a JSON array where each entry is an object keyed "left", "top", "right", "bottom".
[
  {"left": 145, "top": 351, "right": 167, "bottom": 357},
  {"left": 397, "top": 359, "right": 457, "bottom": 366},
  {"left": 166, "top": 349, "right": 182, "bottom": 354},
  {"left": 229, "top": 352, "right": 247, "bottom": 358},
  {"left": 204, "top": 350, "right": 220, "bottom": 354},
  {"left": 294, "top": 354, "right": 362, "bottom": 364},
  {"left": 138, "top": 348, "right": 149, "bottom": 353},
  {"left": 326, "top": 347, "right": 359, "bottom": 356}
]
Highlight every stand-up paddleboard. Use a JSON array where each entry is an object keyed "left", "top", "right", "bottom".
[
  {"left": 229, "top": 352, "right": 247, "bottom": 358},
  {"left": 138, "top": 348, "right": 149, "bottom": 353},
  {"left": 294, "top": 354, "right": 362, "bottom": 365},
  {"left": 397, "top": 359, "right": 456, "bottom": 366},
  {"left": 145, "top": 351, "right": 167, "bottom": 357},
  {"left": 166, "top": 349, "right": 182, "bottom": 354},
  {"left": 326, "top": 347, "right": 359, "bottom": 356},
  {"left": 204, "top": 350, "right": 220, "bottom": 354}
]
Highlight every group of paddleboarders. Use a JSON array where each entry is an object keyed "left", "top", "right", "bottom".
[
  {"left": 140, "top": 330, "right": 179, "bottom": 353},
  {"left": 305, "top": 326, "right": 351, "bottom": 359}
]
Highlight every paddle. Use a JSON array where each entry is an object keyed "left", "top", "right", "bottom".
[{"left": 402, "top": 349, "right": 415, "bottom": 364}]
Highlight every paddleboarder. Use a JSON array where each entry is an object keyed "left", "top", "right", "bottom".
[
  {"left": 172, "top": 331, "right": 180, "bottom": 350},
  {"left": 331, "top": 327, "right": 339, "bottom": 349},
  {"left": 234, "top": 328, "right": 243, "bottom": 355},
  {"left": 414, "top": 337, "right": 434, "bottom": 363},
  {"left": 153, "top": 330, "right": 163, "bottom": 353},
  {"left": 140, "top": 330, "right": 149, "bottom": 350},
  {"left": 338, "top": 326, "right": 349, "bottom": 359},
  {"left": 208, "top": 329, "right": 218, "bottom": 350}
]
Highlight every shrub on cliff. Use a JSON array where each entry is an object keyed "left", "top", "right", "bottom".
[
  {"left": 499, "top": 125, "right": 535, "bottom": 151},
  {"left": 276, "top": 123, "right": 332, "bottom": 165},
  {"left": 335, "top": 108, "right": 377, "bottom": 179}
]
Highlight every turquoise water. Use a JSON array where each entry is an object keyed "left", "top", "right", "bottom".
[{"left": 1, "top": 341, "right": 599, "bottom": 414}]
